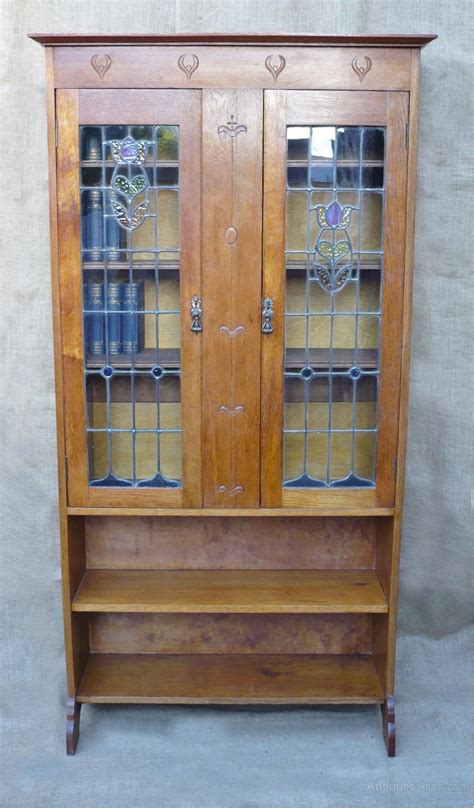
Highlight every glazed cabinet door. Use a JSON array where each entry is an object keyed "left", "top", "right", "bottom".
[
  {"left": 57, "top": 90, "right": 202, "bottom": 507},
  {"left": 262, "top": 91, "right": 409, "bottom": 508}
]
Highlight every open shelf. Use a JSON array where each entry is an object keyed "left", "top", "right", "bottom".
[
  {"left": 285, "top": 348, "right": 378, "bottom": 369},
  {"left": 85, "top": 348, "right": 377, "bottom": 371},
  {"left": 72, "top": 569, "right": 388, "bottom": 614},
  {"left": 77, "top": 653, "right": 385, "bottom": 704},
  {"left": 81, "top": 159, "right": 179, "bottom": 168},
  {"left": 86, "top": 348, "right": 180, "bottom": 369}
]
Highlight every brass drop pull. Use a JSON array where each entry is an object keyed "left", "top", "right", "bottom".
[
  {"left": 190, "top": 295, "right": 202, "bottom": 332},
  {"left": 261, "top": 297, "right": 274, "bottom": 333}
]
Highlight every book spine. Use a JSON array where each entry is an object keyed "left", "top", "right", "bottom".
[
  {"left": 122, "top": 282, "right": 144, "bottom": 355},
  {"left": 82, "top": 282, "right": 89, "bottom": 355},
  {"left": 83, "top": 190, "right": 103, "bottom": 262},
  {"left": 88, "top": 282, "right": 105, "bottom": 355},
  {"left": 106, "top": 282, "right": 122, "bottom": 355},
  {"left": 105, "top": 191, "right": 124, "bottom": 261},
  {"left": 105, "top": 216, "right": 123, "bottom": 261}
]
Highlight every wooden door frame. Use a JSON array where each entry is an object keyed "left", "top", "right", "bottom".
[
  {"left": 56, "top": 89, "right": 202, "bottom": 507},
  {"left": 261, "top": 90, "right": 409, "bottom": 508}
]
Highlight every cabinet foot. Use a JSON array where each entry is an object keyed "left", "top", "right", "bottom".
[
  {"left": 66, "top": 696, "right": 82, "bottom": 755},
  {"left": 381, "top": 696, "right": 395, "bottom": 757}
]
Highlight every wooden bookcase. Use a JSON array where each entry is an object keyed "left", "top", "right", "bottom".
[{"left": 30, "top": 33, "right": 436, "bottom": 756}]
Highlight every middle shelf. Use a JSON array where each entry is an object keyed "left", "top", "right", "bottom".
[{"left": 72, "top": 569, "right": 388, "bottom": 614}]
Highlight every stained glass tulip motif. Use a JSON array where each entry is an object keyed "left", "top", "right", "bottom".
[
  {"left": 311, "top": 201, "right": 356, "bottom": 293},
  {"left": 110, "top": 136, "right": 148, "bottom": 165},
  {"left": 108, "top": 136, "right": 151, "bottom": 231}
]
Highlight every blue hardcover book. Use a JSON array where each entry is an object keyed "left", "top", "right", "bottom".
[
  {"left": 105, "top": 192, "right": 124, "bottom": 262},
  {"left": 106, "top": 282, "right": 122, "bottom": 355},
  {"left": 87, "top": 282, "right": 105, "bottom": 355},
  {"left": 83, "top": 190, "right": 103, "bottom": 261},
  {"left": 82, "top": 282, "right": 89, "bottom": 354},
  {"left": 122, "top": 282, "right": 144, "bottom": 355}
]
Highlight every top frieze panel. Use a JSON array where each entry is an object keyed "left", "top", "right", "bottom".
[
  {"left": 28, "top": 33, "right": 437, "bottom": 48},
  {"left": 40, "top": 45, "right": 419, "bottom": 91}
]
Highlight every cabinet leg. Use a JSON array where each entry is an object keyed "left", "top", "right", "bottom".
[
  {"left": 381, "top": 696, "right": 395, "bottom": 757},
  {"left": 66, "top": 696, "right": 82, "bottom": 755}
]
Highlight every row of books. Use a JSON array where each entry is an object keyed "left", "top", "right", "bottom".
[{"left": 84, "top": 282, "right": 145, "bottom": 355}]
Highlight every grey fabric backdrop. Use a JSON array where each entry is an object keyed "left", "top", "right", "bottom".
[{"left": 1, "top": 1, "right": 472, "bottom": 806}]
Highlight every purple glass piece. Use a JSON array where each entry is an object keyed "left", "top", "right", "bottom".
[
  {"left": 120, "top": 137, "right": 139, "bottom": 161},
  {"left": 326, "top": 201, "right": 343, "bottom": 226}
]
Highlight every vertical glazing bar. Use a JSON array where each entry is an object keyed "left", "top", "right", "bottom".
[
  {"left": 105, "top": 373, "right": 112, "bottom": 479},
  {"left": 99, "top": 126, "right": 112, "bottom": 482},
  {"left": 326, "top": 129, "right": 337, "bottom": 485},
  {"left": 153, "top": 127, "right": 161, "bottom": 480},
  {"left": 373, "top": 128, "right": 386, "bottom": 481},
  {"left": 351, "top": 128, "right": 365, "bottom": 476},
  {"left": 303, "top": 130, "right": 311, "bottom": 476}
]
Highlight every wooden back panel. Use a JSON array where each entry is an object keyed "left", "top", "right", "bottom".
[
  {"left": 90, "top": 613, "right": 372, "bottom": 655},
  {"left": 85, "top": 515, "right": 376, "bottom": 569}
]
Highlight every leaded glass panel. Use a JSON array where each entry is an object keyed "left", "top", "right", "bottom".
[
  {"left": 81, "top": 125, "right": 182, "bottom": 487},
  {"left": 283, "top": 126, "right": 385, "bottom": 488}
]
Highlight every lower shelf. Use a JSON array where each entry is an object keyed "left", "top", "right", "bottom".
[{"left": 77, "top": 653, "right": 384, "bottom": 704}]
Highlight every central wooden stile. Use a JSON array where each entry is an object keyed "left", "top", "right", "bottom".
[{"left": 202, "top": 90, "right": 263, "bottom": 507}]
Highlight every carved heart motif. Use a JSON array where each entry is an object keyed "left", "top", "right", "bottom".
[
  {"left": 265, "top": 54, "right": 286, "bottom": 81},
  {"left": 178, "top": 53, "right": 199, "bottom": 79},
  {"left": 91, "top": 53, "right": 111, "bottom": 78},
  {"left": 351, "top": 56, "right": 373, "bottom": 83}
]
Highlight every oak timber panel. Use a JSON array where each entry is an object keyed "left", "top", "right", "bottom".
[
  {"left": 202, "top": 90, "right": 262, "bottom": 507},
  {"left": 90, "top": 613, "right": 372, "bottom": 654},
  {"left": 74, "top": 569, "right": 388, "bottom": 613},
  {"left": 52, "top": 46, "right": 412, "bottom": 91},
  {"left": 32, "top": 34, "right": 437, "bottom": 45},
  {"left": 85, "top": 516, "right": 376, "bottom": 569},
  {"left": 78, "top": 653, "right": 384, "bottom": 704},
  {"left": 374, "top": 93, "right": 409, "bottom": 505}
]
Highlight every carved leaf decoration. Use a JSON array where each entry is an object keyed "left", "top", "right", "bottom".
[
  {"left": 113, "top": 174, "right": 148, "bottom": 201},
  {"left": 111, "top": 199, "right": 149, "bottom": 231},
  {"left": 216, "top": 484, "right": 244, "bottom": 496}
]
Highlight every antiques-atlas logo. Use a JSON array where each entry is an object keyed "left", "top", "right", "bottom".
[{"left": 367, "top": 781, "right": 470, "bottom": 793}]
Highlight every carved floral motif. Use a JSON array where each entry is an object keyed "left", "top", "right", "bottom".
[
  {"left": 91, "top": 53, "right": 111, "bottom": 78},
  {"left": 351, "top": 56, "right": 372, "bottom": 83}
]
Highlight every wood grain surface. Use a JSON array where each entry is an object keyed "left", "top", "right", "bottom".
[
  {"left": 73, "top": 569, "right": 388, "bottom": 613},
  {"left": 78, "top": 653, "right": 385, "bottom": 703}
]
